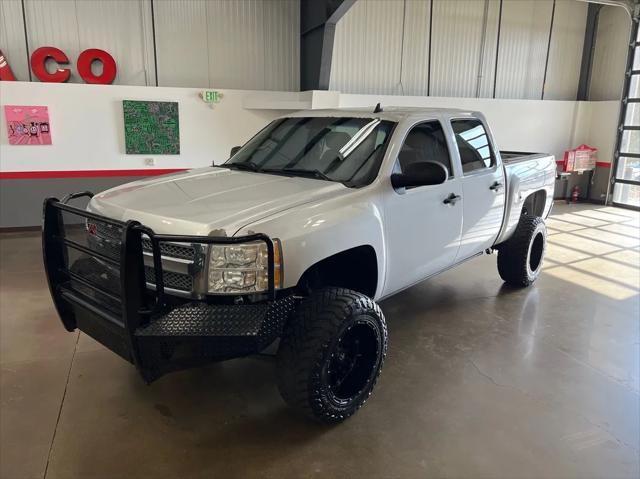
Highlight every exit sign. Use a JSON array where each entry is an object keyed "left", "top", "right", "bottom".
[{"left": 202, "top": 90, "right": 221, "bottom": 103}]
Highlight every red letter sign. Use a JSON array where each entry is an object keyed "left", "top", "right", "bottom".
[
  {"left": 0, "top": 49, "right": 16, "bottom": 81},
  {"left": 31, "top": 46, "right": 71, "bottom": 82},
  {"left": 77, "top": 49, "right": 117, "bottom": 84}
]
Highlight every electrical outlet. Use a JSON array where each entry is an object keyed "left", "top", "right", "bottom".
[{"left": 144, "top": 157, "right": 155, "bottom": 166}]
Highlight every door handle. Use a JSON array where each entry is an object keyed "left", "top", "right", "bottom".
[
  {"left": 443, "top": 193, "right": 461, "bottom": 205},
  {"left": 489, "top": 181, "right": 503, "bottom": 191}
]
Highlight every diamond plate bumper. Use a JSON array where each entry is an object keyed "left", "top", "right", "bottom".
[
  {"left": 135, "top": 297, "right": 296, "bottom": 381},
  {"left": 66, "top": 290, "right": 296, "bottom": 382}
]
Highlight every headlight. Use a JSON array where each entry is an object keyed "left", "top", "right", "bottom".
[{"left": 207, "top": 239, "right": 282, "bottom": 294}]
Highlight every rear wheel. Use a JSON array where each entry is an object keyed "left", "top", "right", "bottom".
[
  {"left": 276, "top": 288, "right": 387, "bottom": 424},
  {"left": 497, "top": 215, "right": 547, "bottom": 287}
]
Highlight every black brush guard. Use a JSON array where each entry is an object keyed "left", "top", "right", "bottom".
[{"left": 43, "top": 193, "right": 295, "bottom": 382}]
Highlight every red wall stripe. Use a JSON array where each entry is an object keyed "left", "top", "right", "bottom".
[
  {"left": 595, "top": 161, "right": 611, "bottom": 168},
  {"left": 0, "top": 169, "right": 188, "bottom": 180}
]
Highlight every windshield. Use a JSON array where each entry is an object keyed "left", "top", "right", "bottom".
[{"left": 224, "top": 116, "right": 395, "bottom": 187}]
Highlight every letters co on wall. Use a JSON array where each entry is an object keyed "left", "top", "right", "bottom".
[{"left": 0, "top": 47, "right": 117, "bottom": 84}]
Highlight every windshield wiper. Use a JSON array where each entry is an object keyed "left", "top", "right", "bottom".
[
  {"left": 224, "top": 161, "right": 260, "bottom": 172},
  {"left": 281, "top": 168, "right": 333, "bottom": 182},
  {"left": 226, "top": 163, "right": 339, "bottom": 184}
]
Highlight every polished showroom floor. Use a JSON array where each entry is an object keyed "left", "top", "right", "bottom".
[{"left": 1, "top": 203, "right": 638, "bottom": 479}]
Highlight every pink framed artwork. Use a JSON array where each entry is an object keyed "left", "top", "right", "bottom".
[{"left": 4, "top": 105, "right": 52, "bottom": 145}]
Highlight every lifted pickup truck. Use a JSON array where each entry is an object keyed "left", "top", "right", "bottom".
[{"left": 43, "top": 107, "right": 555, "bottom": 423}]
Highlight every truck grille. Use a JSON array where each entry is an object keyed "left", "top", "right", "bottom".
[
  {"left": 144, "top": 267, "right": 193, "bottom": 292},
  {"left": 141, "top": 239, "right": 195, "bottom": 261},
  {"left": 91, "top": 220, "right": 198, "bottom": 294},
  {"left": 95, "top": 221, "right": 122, "bottom": 241}
]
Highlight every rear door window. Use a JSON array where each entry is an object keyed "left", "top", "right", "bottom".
[{"left": 450, "top": 119, "right": 495, "bottom": 174}]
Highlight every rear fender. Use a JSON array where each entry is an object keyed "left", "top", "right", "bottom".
[{"left": 495, "top": 157, "right": 554, "bottom": 245}]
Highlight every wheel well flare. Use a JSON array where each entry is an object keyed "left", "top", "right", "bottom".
[{"left": 297, "top": 245, "right": 378, "bottom": 298}]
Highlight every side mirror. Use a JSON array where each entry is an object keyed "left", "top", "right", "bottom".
[
  {"left": 391, "top": 161, "right": 448, "bottom": 189},
  {"left": 230, "top": 146, "right": 242, "bottom": 158}
]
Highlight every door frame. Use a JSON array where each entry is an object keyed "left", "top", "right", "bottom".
[
  {"left": 380, "top": 118, "right": 464, "bottom": 297},
  {"left": 610, "top": 4, "right": 640, "bottom": 211},
  {"left": 446, "top": 116, "right": 507, "bottom": 260}
]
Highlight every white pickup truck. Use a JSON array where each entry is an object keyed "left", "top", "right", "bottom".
[{"left": 43, "top": 107, "right": 555, "bottom": 423}]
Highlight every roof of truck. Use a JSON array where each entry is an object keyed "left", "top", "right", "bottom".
[{"left": 285, "top": 107, "right": 478, "bottom": 122}]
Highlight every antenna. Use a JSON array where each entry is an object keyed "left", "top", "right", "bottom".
[{"left": 373, "top": 102, "right": 383, "bottom": 113}]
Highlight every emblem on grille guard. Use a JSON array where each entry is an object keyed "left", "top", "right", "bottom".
[{"left": 86, "top": 221, "right": 97, "bottom": 236}]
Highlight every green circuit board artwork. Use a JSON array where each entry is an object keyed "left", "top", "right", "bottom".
[{"left": 123, "top": 100, "right": 180, "bottom": 154}]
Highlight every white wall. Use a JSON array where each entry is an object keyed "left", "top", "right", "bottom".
[
  {"left": 572, "top": 100, "right": 620, "bottom": 164},
  {"left": 330, "top": 0, "right": 587, "bottom": 101},
  {"left": 0, "top": 82, "right": 619, "bottom": 176},
  {"left": 0, "top": 0, "right": 299, "bottom": 91},
  {"left": 0, "top": 81, "right": 285, "bottom": 174},
  {"left": 0, "top": 82, "right": 621, "bottom": 226}
]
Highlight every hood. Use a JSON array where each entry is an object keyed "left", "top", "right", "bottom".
[{"left": 89, "top": 167, "right": 348, "bottom": 236}]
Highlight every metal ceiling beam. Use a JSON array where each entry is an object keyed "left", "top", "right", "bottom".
[
  {"left": 575, "top": 0, "right": 634, "bottom": 17},
  {"left": 300, "top": 0, "right": 356, "bottom": 91},
  {"left": 577, "top": 3, "right": 603, "bottom": 100}
]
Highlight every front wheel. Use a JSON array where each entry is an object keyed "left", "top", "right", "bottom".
[
  {"left": 497, "top": 215, "right": 547, "bottom": 287},
  {"left": 276, "top": 288, "right": 388, "bottom": 424}
]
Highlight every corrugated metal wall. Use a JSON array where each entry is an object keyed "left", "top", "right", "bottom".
[
  {"left": 398, "top": 0, "right": 432, "bottom": 96},
  {"left": 154, "top": 0, "right": 209, "bottom": 88},
  {"left": 430, "top": 0, "right": 491, "bottom": 98},
  {"left": 1, "top": 0, "right": 629, "bottom": 100},
  {"left": 543, "top": 0, "right": 588, "bottom": 100},
  {"left": 21, "top": 0, "right": 154, "bottom": 85},
  {"left": 589, "top": 5, "right": 631, "bottom": 101},
  {"left": 155, "top": 0, "right": 299, "bottom": 90},
  {"left": 0, "top": 0, "right": 299, "bottom": 90},
  {"left": 330, "top": 0, "right": 405, "bottom": 95},
  {"left": 494, "top": 0, "right": 554, "bottom": 100},
  {"left": 330, "top": 0, "right": 589, "bottom": 101}
]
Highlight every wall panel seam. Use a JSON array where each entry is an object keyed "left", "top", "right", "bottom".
[
  {"left": 20, "top": 0, "right": 31, "bottom": 81},
  {"left": 541, "top": 0, "right": 557, "bottom": 100},
  {"left": 492, "top": 0, "right": 503, "bottom": 98}
]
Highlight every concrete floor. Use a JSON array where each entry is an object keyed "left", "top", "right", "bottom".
[{"left": 0, "top": 203, "right": 638, "bottom": 479}]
